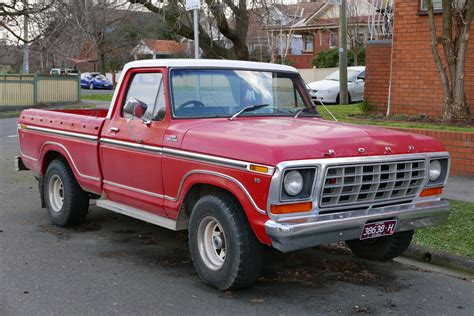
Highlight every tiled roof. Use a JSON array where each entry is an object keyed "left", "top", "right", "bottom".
[{"left": 143, "top": 39, "right": 187, "bottom": 54}]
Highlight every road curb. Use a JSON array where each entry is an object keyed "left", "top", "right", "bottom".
[{"left": 403, "top": 244, "right": 474, "bottom": 275}]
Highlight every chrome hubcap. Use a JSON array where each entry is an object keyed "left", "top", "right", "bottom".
[
  {"left": 48, "top": 175, "right": 64, "bottom": 213},
  {"left": 197, "top": 216, "right": 226, "bottom": 270}
]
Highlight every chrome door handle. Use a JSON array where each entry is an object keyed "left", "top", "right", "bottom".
[{"left": 108, "top": 127, "right": 119, "bottom": 133}]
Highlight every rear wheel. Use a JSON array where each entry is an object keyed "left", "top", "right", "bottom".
[
  {"left": 188, "top": 192, "right": 263, "bottom": 290},
  {"left": 44, "top": 159, "right": 89, "bottom": 226},
  {"left": 345, "top": 230, "right": 414, "bottom": 261}
]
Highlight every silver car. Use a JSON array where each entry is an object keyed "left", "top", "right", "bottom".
[{"left": 308, "top": 66, "right": 365, "bottom": 104}]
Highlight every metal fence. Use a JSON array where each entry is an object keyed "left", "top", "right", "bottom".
[{"left": 0, "top": 74, "right": 80, "bottom": 108}]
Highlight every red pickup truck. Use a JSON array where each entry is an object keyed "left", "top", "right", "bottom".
[{"left": 16, "top": 59, "right": 450, "bottom": 290}]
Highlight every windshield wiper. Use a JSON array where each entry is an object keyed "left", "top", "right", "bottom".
[
  {"left": 293, "top": 106, "right": 319, "bottom": 118},
  {"left": 229, "top": 104, "right": 269, "bottom": 121}
]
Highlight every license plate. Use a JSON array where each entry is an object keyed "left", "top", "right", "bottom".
[{"left": 360, "top": 220, "right": 397, "bottom": 240}]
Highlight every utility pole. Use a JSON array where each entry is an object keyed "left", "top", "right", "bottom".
[
  {"left": 22, "top": 0, "right": 29, "bottom": 74},
  {"left": 186, "top": 0, "right": 200, "bottom": 59},
  {"left": 338, "top": 0, "right": 348, "bottom": 104},
  {"left": 193, "top": 8, "right": 199, "bottom": 59}
]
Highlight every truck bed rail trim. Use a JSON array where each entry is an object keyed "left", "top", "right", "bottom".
[{"left": 22, "top": 125, "right": 98, "bottom": 141}]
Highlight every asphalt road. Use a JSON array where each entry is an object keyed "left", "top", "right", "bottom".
[
  {"left": 81, "top": 88, "right": 114, "bottom": 95},
  {"left": 1, "top": 117, "right": 473, "bottom": 315}
]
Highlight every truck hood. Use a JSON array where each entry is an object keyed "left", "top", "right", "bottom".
[{"left": 179, "top": 117, "right": 445, "bottom": 166}]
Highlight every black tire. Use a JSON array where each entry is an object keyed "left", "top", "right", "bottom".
[
  {"left": 188, "top": 192, "right": 264, "bottom": 290},
  {"left": 44, "top": 159, "right": 89, "bottom": 226},
  {"left": 345, "top": 230, "right": 414, "bottom": 261}
]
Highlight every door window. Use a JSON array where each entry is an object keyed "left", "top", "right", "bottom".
[{"left": 123, "top": 72, "right": 166, "bottom": 121}]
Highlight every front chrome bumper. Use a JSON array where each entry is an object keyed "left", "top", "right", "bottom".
[{"left": 265, "top": 199, "right": 451, "bottom": 252}]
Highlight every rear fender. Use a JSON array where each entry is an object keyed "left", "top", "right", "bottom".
[{"left": 39, "top": 143, "right": 101, "bottom": 194}]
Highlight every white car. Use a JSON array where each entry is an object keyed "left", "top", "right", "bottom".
[{"left": 307, "top": 66, "right": 365, "bottom": 104}]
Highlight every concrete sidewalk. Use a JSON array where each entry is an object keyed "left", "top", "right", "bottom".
[{"left": 444, "top": 176, "right": 474, "bottom": 203}]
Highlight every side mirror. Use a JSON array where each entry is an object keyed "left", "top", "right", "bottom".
[
  {"left": 356, "top": 78, "right": 364, "bottom": 83},
  {"left": 124, "top": 97, "right": 148, "bottom": 119}
]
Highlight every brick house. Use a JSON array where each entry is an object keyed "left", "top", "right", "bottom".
[
  {"left": 251, "top": 0, "right": 374, "bottom": 68},
  {"left": 365, "top": 0, "right": 474, "bottom": 120},
  {"left": 131, "top": 39, "right": 191, "bottom": 60}
]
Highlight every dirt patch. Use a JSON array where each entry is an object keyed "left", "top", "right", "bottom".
[
  {"left": 71, "top": 221, "right": 101, "bottom": 233},
  {"left": 113, "top": 229, "right": 137, "bottom": 234},
  {"left": 261, "top": 250, "right": 400, "bottom": 290},
  {"left": 37, "top": 224, "right": 71, "bottom": 241},
  {"left": 100, "top": 250, "right": 128, "bottom": 258}
]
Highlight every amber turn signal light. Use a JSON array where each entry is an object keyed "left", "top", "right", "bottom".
[
  {"left": 271, "top": 201, "right": 313, "bottom": 214},
  {"left": 249, "top": 164, "right": 269, "bottom": 174},
  {"left": 419, "top": 187, "right": 443, "bottom": 197}
]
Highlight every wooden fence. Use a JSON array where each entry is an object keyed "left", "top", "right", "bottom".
[{"left": 0, "top": 74, "right": 80, "bottom": 108}]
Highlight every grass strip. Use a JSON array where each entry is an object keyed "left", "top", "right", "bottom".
[
  {"left": 413, "top": 200, "right": 474, "bottom": 257},
  {"left": 81, "top": 94, "right": 113, "bottom": 101},
  {"left": 318, "top": 104, "right": 474, "bottom": 132}
]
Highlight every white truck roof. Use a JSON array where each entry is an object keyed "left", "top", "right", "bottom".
[
  {"left": 107, "top": 59, "right": 299, "bottom": 119},
  {"left": 123, "top": 59, "right": 298, "bottom": 73}
]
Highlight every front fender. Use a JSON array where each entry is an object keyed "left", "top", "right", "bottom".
[{"left": 163, "top": 170, "right": 272, "bottom": 245}]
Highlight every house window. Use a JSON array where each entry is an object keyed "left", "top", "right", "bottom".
[
  {"left": 329, "top": 32, "right": 337, "bottom": 48},
  {"left": 303, "top": 34, "right": 313, "bottom": 52},
  {"left": 420, "top": 0, "right": 442, "bottom": 11}
]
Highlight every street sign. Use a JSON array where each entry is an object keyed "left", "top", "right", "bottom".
[
  {"left": 324, "top": 0, "right": 342, "bottom": 5},
  {"left": 186, "top": 0, "right": 200, "bottom": 11}
]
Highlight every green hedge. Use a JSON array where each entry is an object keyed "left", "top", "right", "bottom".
[{"left": 312, "top": 48, "right": 366, "bottom": 68}]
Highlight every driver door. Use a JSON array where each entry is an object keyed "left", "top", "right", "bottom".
[{"left": 100, "top": 68, "right": 170, "bottom": 216}]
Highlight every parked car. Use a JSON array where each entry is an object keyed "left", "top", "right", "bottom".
[
  {"left": 80, "top": 72, "right": 114, "bottom": 90},
  {"left": 50, "top": 68, "right": 79, "bottom": 76},
  {"left": 308, "top": 66, "right": 365, "bottom": 104},
  {"left": 16, "top": 59, "right": 450, "bottom": 290}
]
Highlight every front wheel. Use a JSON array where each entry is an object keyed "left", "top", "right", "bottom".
[
  {"left": 188, "top": 192, "right": 263, "bottom": 290},
  {"left": 44, "top": 159, "right": 89, "bottom": 226},
  {"left": 89, "top": 82, "right": 94, "bottom": 90},
  {"left": 345, "top": 230, "right": 414, "bottom": 261}
]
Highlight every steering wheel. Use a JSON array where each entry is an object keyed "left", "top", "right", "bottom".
[{"left": 176, "top": 100, "right": 205, "bottom": 111}]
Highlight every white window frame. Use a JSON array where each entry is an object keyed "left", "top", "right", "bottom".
[{"left": 420, "top": 0, "right": 443, "bottom": 11}]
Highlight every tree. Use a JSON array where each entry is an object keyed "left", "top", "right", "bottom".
[
  {"left": 427, "top": 0, "right": 474, "bottom": 121},
  {"left": 0, "top": 0, "right": 54, "bottom": 44},
  {"left": 128, "top": 0, "right": 252, "bottom": 59}
]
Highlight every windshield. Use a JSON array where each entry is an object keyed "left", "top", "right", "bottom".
[
  {"left": 95, "top": 74, "right": 107, "bottom": 81},
  {"left": 170, "top": 69, "right": 318, "bottom": 118},
  {"left": 326, "top": 69, "right": 360, "bottom": 82}
]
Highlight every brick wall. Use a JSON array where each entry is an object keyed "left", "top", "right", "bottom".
[
  {"left": 365, "top": 0, "right": 474, "bottom": 119},
  {"left": 390, "top": 127, "right": 474, "bottom": 176},
  {"left": 286, "top": 54, "right": 314, "bottom": 68},
  {"left": 365, "top": 40, "right": 392, "bottom": 113}
]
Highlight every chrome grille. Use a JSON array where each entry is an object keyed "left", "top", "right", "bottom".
[{"left": 320, "top": 160, "right": 426, "bottom": 208}]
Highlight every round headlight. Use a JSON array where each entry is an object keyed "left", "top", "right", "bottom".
[
  {"left": 283, "top": 170, "right": 304, "bottom": 196},
  {"left": 429, "top": 160, "right": 442, "bottom": 181}
]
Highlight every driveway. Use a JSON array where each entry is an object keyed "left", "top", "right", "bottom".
[{"left": 1, "top": 117, "right": 473, "bottom": 315}]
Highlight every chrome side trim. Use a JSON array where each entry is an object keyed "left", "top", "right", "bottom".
[
  {"left": 100, "top": 138, "right": 163, "bottom": 154},
  {"left": 100, "top": 137, "right": 274, "bottom": 175},
  {"left": 163, "top": 169, "right": 267, "bottom": 215},
  {"left": 19, "top": 141, "right": 101, "bottom": 182},
  {"left": 23, "top": 125, "right": 98, "bottom": 141},
  {"left": 96, "top": 199, "right": 179, "bottom": 231},
  {"left": 100, "top": 170, "right": 266, "bottom": 214},
  {"left": 103, "top": 180, "right": 165, "bottom": 198}
]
